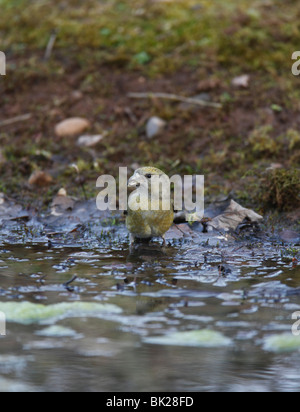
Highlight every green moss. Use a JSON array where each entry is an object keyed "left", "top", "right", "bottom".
[
  {"left": 259, "top": 168, "right": 300, "bottom": 211},
  {"left": 1, "top": 0, "right": 299, "bottom": 74},
  {"left": 286, "top": 129, "right": 300, "bottom": 151},
  {"left": 263, "top": 333, "right": 300, "bottom": 353},
  {"left": 248, "top": 125, "right": 278, "bottom": 156},
  {"left": 145, "top": 329, "right": 232, "bottom": 348},
  {"left": 0, "top": 301, "right": 122, "bottom": 325}
]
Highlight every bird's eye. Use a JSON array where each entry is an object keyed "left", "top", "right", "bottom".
[{"left": 145, "top": 174, "right": 152, "bottom": 179}]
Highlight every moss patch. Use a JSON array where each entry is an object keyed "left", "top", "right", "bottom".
[{"left": 259, "top": 168, "right": 300, "bottom": 211}]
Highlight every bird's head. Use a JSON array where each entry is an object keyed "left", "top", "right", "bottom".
[{"left": 128, "top": 167, "right": 167, "bottom": 191}]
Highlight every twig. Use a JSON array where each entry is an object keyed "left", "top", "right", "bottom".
[
  {"left": 128, "top": 92, "right": 222, "bottom": 109},
  {"left": 79, "top": 179, "right": 88, "bottom": 201},
  {"left": 63, "top": 275, "right": 77, "bottom": 292},
  {"left": 63, "top": 275, "right": 77, "bottom": 287},
  {"left": 71, "top": 164, "right": 88, "bottom": 201},
  {"left": 0, "top": 114, "right": 32, "bottom": 127},
  {"left": 44, "top": 30, "right": 58, "bottom": 61}
]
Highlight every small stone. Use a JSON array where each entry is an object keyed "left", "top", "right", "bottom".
[
  {"left": 131, "top": 163, "right": 140, "bottom": 171},
  {"left": 146, "top": 116, "right": 166, "bottom": 139},
  {"left": 279, "top": 230, "right": 300, "bottom": 244},
  {"left": 28, "top": 171, "right": 53, "bottom": 188},
  {"left": 77, "top": 135, "right": 104, "bottom": 148},
  {"left": 232, "top": 74, "right": 250, "bottom": 88},
  {"left": 55, "top": 117, "right": 90, "bottom": 138},
  {"left": 57, "top": 188, "right": 67, "bottom": 197},
  {"left": 71, "top": 90, "right": 83, "bottom": 101}
]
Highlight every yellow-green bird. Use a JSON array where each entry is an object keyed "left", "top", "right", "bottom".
[{"left": 126, "top": 167, "right": 174, "bottom": 246}]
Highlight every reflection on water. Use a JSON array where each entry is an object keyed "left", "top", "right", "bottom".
[{"left": 0, "top": 222, "right": 299, "bottom": 392}]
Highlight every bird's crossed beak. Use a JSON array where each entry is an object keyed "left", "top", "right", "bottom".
[{"left": 128, "top": 172, "right": 147, "bottom": 189}]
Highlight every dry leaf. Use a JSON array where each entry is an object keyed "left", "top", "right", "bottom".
[
  {"left": 51, "top": 189, "right": 75, "bottom": 214},
  {"left": 197, "top": 78, "right": 221, "bottom": 92},
  {"left": 28, "top": 171, "right": 53, "bottom": 187},
  {"left": 208, "top": 200, "right": 263, "bottom": 231}
]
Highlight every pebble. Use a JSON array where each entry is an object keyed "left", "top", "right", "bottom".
[
  {"left": 55, "top": 117, "right": 90, "bottom": 137},
  {"left": 231, "top": 74, "right": 250, "bottom": 88},
  {"left": 146, "top": 116, "right": 166, "bottom": 139},
  {"left": 279, "top": 230, "right": 300, "bottom": 244},
  {"left": 77, "top": 135, "right": 104, "bottom": 148}
]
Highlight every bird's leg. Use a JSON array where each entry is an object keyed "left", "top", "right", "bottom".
[{"left": 161, "top": 235, "right": 167, "bottom": 247}]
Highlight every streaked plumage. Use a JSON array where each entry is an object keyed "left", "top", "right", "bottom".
[{"left": 126, "top": 167, "right": 174, "bottom": 245}]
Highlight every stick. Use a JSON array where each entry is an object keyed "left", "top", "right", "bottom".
[
  {"left": 63, "top": 275, "right": 77, "bottom": 292},
  {"left": 44, "top": 30, "right": 58, "bottom": 61},
  {"left": 128, "top": 92, "right": 222, "bottom": 109},
  {"left": 0, "top": 114, "right": 32, "bottom": 127},
  {"left": 71, "top": 164, "right": 88, "bottom": 201},
  {"left": 63, "top": 275, "right": 77, "bottom": 288}
]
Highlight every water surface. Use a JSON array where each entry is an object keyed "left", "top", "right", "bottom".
[{"left": 0, "top": 215, "right": 299, "bottom": 392}]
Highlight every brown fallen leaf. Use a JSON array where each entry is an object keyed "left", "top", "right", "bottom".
[
  {"left": 0, "top": 193, "right": 29, "bottom": 223},
  {"left": 51, "top": 189, "right": 75, "bottom": 214},
  {"left": 197, "top": 78, "right": 221, "bottom": 92},
  {"left": 208, "top": 200, "right": 263, "bottom": 231},
  {"left": 28, "top": 171, "right": 53, "bottom": 188}
]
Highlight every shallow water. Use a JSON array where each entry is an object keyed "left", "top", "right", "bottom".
[{"left": 0, "top": 214, "right": 299, "bottom": 392}]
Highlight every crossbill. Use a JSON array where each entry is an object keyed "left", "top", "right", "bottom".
[{"left": 126, "top": 167, "right": 174, "bottom": 246}]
